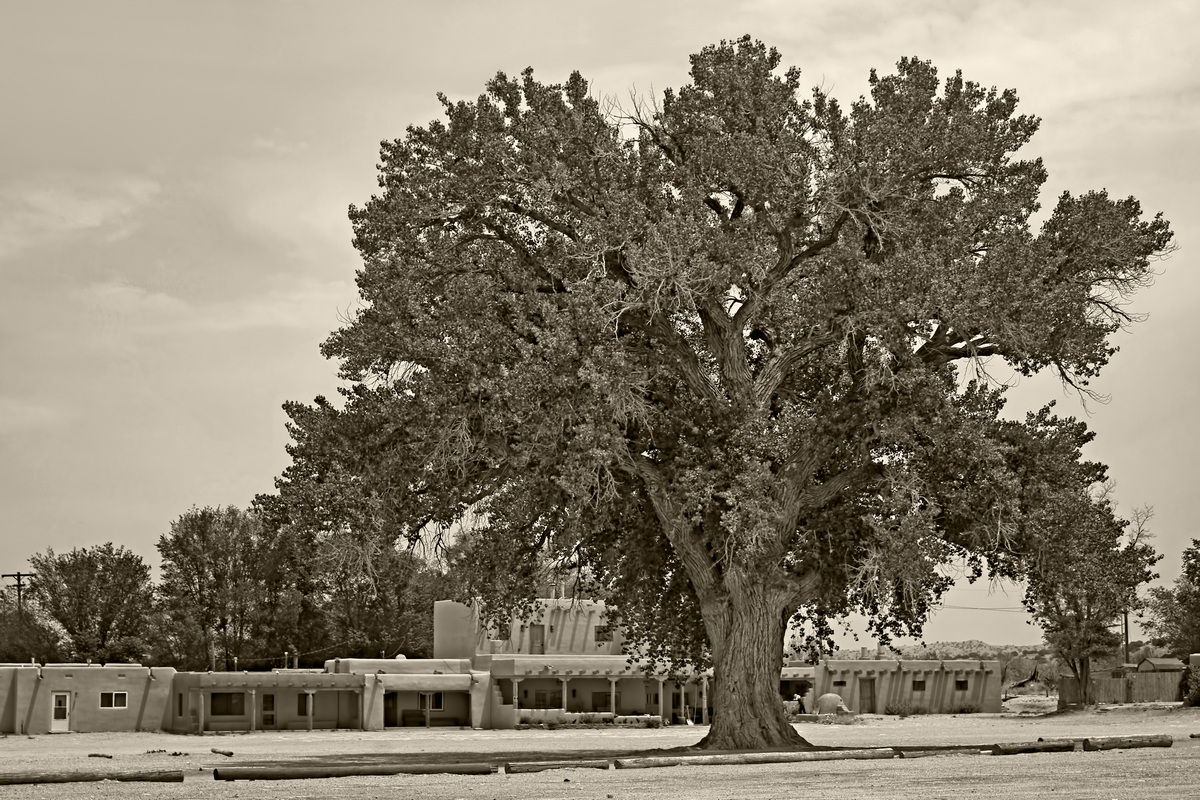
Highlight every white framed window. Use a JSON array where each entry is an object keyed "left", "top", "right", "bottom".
[
  {"left": 419, "top": 691, "right": 444, "bottom": 711},
  {"left": 99, "top": 691, "right": 127, "bottom": 709}
]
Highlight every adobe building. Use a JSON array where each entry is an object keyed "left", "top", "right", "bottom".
[
  {"left": 1, "top": 596, "right": 1001, "bottom": 733},
  {"left": 0, "top": 663, "right": 175, "bottom": 735},
  {"left": 809, "top": 659, "right": 1000, "bottom": 713}
]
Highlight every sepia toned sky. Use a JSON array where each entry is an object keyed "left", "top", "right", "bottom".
[{"left": 2, "top": 0, "right": 1196, "bottom": 646}]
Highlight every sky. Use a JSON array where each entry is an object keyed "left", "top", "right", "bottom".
[{"left": 2, "top": 0, "right": 1197, "bottom": 648}]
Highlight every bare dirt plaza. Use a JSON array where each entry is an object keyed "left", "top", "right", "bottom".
[{"left": 1, "top": 700, "right": 1197, "bottom": 799}]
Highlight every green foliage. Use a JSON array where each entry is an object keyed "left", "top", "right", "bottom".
[
  {"left": 28, "top": 543, "right": 152, "bottom": 663},
  {"left": 952, "top": 704, "right": 980, "bottom": 714},
  {"left": 268, "top": 35, "right": 1172, "bottom": 747}
]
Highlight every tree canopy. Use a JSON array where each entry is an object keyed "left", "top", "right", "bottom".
[
  {"left": 28, "top": 543, "right": 153, "bottom": 664},
  {"left": 1145, "top": 539, "right": 1200, "bottom": 658},
  {"left": 270, "top": 36, "right": 1172, "bottom": 748},
  {"left": 1023, "top": 489, "right": 1158, "bottom": 703}
]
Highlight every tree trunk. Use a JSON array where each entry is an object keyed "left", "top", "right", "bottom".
[
  {"left": 698, "top": 582, "right": 810, "bottom": 750},
  {"left": 1078, "top": 657, "right": 1093, "bottom": 705}
]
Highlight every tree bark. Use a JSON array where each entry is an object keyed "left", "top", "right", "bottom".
[
  {"left": 1078, "top": 658, "right": 1093, "bottom": 705},
  {"left": 698, "top": 580, "right": 810, "bottom": 750}
]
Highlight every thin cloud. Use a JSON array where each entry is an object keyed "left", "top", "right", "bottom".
[
  {"left": 0, "top": 174, "right": 161, "bottom": 261},
  {"left": 73, "top": 277, "right": 359, "bottom": 336}
]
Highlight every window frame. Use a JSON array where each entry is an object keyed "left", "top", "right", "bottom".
[
  {"left": 99, "top": 691, "right": 128, "bottom": 709},
  {"left": 210, "top": 692, "right": 245, "bottom": 716}
]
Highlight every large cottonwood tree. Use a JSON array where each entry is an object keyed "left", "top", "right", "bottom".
[{"left": 276, "top": 37, "right": 1171, "bottom": 748}]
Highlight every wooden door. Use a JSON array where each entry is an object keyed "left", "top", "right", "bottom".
[
  {"left": 529, "top": 624, "right": 545, "bottom": 654},
  {"left": 858, "top": 678, "right": 876, "bottom": 714}
]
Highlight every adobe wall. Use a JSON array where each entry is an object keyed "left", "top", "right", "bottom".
[{"left": 0, "top": 664, "right": 175, "bottom": 735}]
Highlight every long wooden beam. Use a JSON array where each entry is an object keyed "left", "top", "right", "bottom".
[
  {"left": 0, "top": 770, "right": 185, "bottom": 785},
  {"left": 213, "top": 762, "right": 496, "bottom": 781}
]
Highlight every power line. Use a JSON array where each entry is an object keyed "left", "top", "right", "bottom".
[
  {"left": 939, "top": 604, "right": 1028, "bottom": 613},
  {"left": 1, "top": 571, "right": 35, "bottom": 612}
]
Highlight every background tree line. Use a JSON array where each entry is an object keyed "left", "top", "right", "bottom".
[{"left": 0, "top": 504, "right": 452, "bottom": 669}]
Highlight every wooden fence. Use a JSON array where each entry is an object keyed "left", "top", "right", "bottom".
[{"left": 1059, "top": 671, "right": 1184, "bottom": 706}]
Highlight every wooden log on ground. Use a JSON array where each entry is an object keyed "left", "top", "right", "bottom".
[
  {"left": 504, "top": 759, "right": 611, "bottom": 773},
  {"left": 991, "top": 739, "right": 1075, "bottom": 756},
  {"left": 615, "top": 749, "right": 895, "bottom": 769},
  {"left": 213, "top": 762, "right": 496, "bottom": 781},
  {"left": 897, "top": 749, "right": 983, "bottom": 759},
  {"left": 1082, "top": 734, "right": 1173, "bottom": 751},
  {"left": 210, "top": 748, "right": 234, "bottom": 757},
  {"left": 0, "top": 770, "right": 185, "bottom": 785}
]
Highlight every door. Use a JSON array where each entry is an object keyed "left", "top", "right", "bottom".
[
  {"left": 529, "top": 624, "right": 545, "bottom": 655},
  {"left": 261, "top": 693, "right": 275, "bottom": 729},
  {"left": 51, "top": 692, "right": 70, "bottom": 732},
  {"left": 858, "top": 678, "right": 876, "bottom": 714}
]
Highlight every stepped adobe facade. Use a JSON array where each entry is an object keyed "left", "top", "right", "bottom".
[{"left": 1, "top": 596, "right": 1000, "bottom": 734}]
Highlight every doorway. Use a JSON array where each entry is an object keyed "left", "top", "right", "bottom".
[
  {"left": 858, "top": 678, "right": 876, "bottom": 714},
  {"left": 261, "top": 693, "right": 275, "bottom": 729},
  {"left": 529, "top": 624, "right": 545, "bottom": 655},
  {"left": 51, "top": 692, "right": 70, "bottom": 732}
]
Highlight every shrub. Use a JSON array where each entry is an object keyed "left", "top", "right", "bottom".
[
  {"left": 953, "top": 704, "right": 979, "bottom": 714},
  {"left": 1184, "top": 665, "right": 1200, "bottom": 707},
  {"left": 884, "top": 702, "right": 928, "bottom": 718}
]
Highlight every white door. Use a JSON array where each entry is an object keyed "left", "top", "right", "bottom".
[{"left": 51, "top": 692, "right": 70, "bottom": 732}]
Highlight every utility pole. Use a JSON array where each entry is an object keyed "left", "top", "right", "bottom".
[
  {"left": 2, "top": 571, "right": 35, "bottom": 613},
  {"left": 1123, "top": 607, "right": 1130, "bottom": 665}
]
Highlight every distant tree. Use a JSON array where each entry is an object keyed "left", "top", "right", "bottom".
[
  {"left": 273, "top": 37, "right": 1172, "bottom": 748},
  {"left": 28, "top": 543, "right": 152, "bottom": 663},
  {"left": 0, "top": 588, "right": 62, "bottom": 663},
  {"left": 1023, "top": 490, "right": 1158, "bottom": 704},
  {"left": 1144, "top": 538, "right": 1200, "bottom": 658},
  {"left": 157, "top": 506, "right": 274, "bottom": 671}
]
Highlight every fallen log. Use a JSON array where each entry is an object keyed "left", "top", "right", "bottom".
[
  {"left": 615, "top": 749, "right": 895, "bottom": 769},
  {"left": 210, "top": 748, "right": 234, "bottom": 757},
  {"left": 897, "top": 750, "right": 982, "bottom": 759},
  {"left": 991, "top": 739, "right": 1075, "bottom": 756},
  {"left": 504, "top": 759, "right": 611, "bottom": 773},
  {"left": 213, "top": 762, "right": 496, "bottom": 781},
  {"left": 1082, "top": 734, "right": 1173, "bottom": 751},
  {"left": 0, "top": 770, "right": 184, "bottom": 785}
]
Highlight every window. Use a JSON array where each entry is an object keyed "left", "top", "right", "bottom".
[
  {"left": 297, "top": 693, "right": 311, "bottom": 716},
  {"left": 99, "top": 692, "right": 127, "bottom": 709},
  {"left": 494, "top": 624, "right": 511, "bottom": 641},
  {"left": 832, "top": 680, "right": 846, "bottom": 688},
  {"left": 177, "top": 693, "right": 183, "bottom": 717},
  {"left": 211, "top": 692, "right": 245, "bottom": 716},
  {"left": 955, "top": 679, "right": 969, "bottom": 691},
  {"left": 419, "top": 692, "right": 444, "bottom": 711},
  {"left": 594, "top": 624, "right": 613, "bottom": 643},
  {"left": 912, "top": 680, "right": 926, "bottom": 692}
]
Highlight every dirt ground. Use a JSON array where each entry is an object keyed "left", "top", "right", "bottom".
[{"left": 1, "top": 701, "right": 1198, "bottom": 799}]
